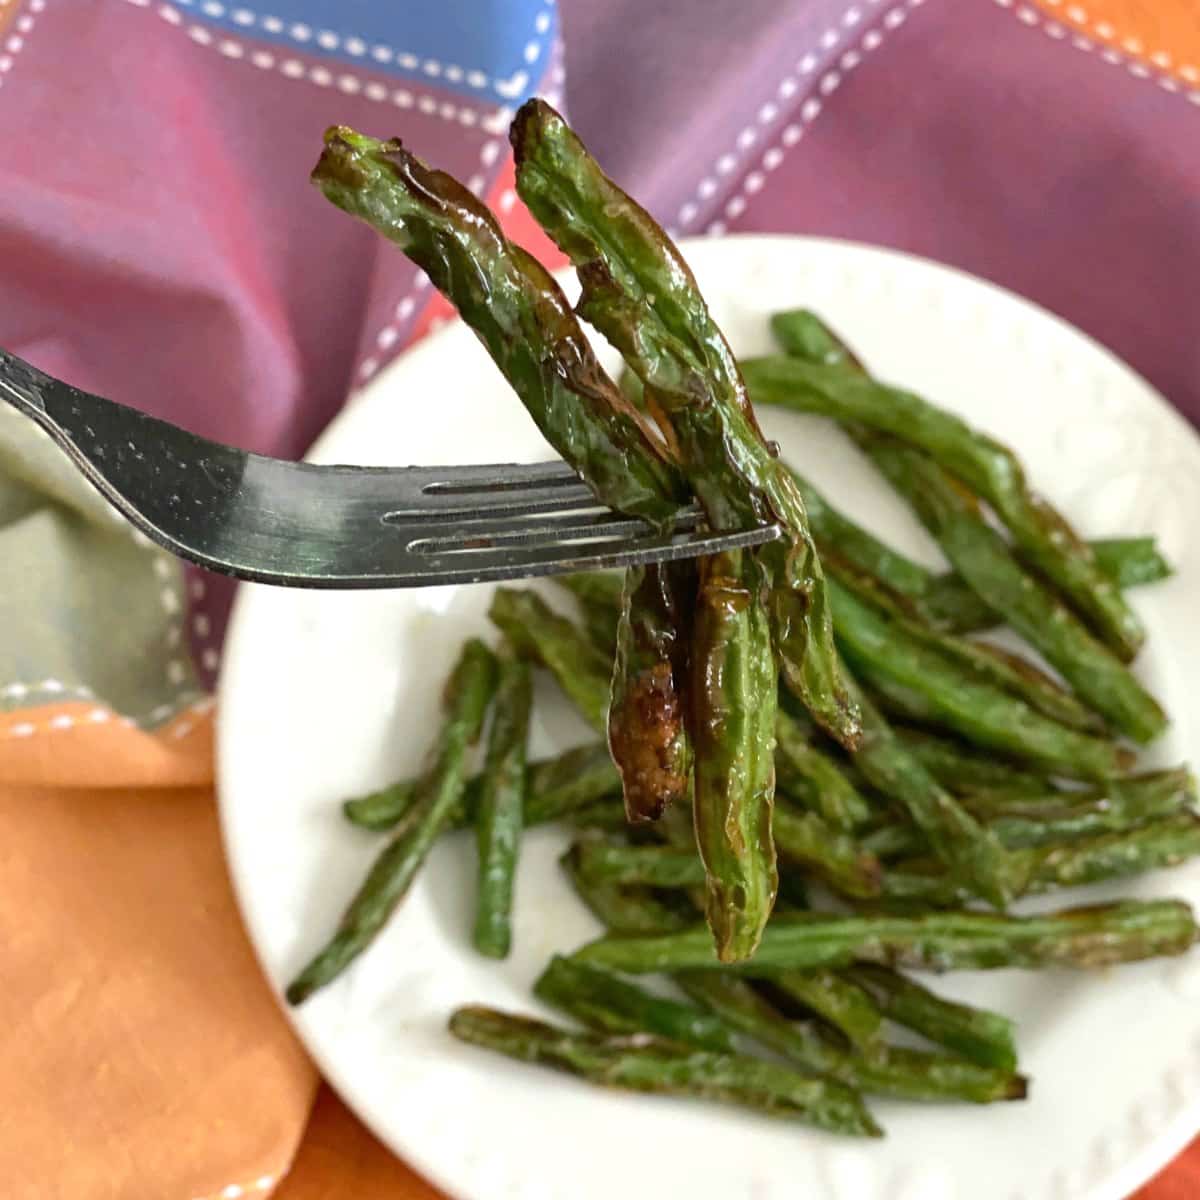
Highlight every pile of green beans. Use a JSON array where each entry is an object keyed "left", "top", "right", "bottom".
[{"left": 287, "top": 101, "right": 1196, "bottom": 1139}]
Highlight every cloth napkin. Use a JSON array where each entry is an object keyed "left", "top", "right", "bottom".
[{"left": 2, "top": 0, "right": 1197, "bottom": 1196}]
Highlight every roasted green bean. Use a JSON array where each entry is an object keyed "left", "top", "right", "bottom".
[
  {"left": 449, "top": 1006, "right": 882, "bottom": 1137},
  {"left": 864, "top": 437, "right": 1166, "bottom": 743},
  {"left": 312, "top": 126, "right": 684, "bottom": 525},
  {"left": 748, "top": 313, "right": 1143, "bottom": 659},
  {"left": 511, "top": 98, "right": 859, "bottom": 747},
  {"left": 287, "top": 639, "right": 498, "bottom": 1003},
  {"left": 832, "top": 581, "right": 1132, "bottom": 779},
  {"left": 343, "top": 741, "right": 620, "bottom": 833},
  {"left": 608, "top": 563, "right": 694, "bottom": 821},
  {"left": 844, "top": 965, "right": 1018, "bottom": 1071},
  {"left": 677, "top": 973, "right": 1025, "bottom": 1103},
  {"left": 571, "top": 900, "right": 1198, "bottom": 974},
  {"left": 489, "top": 588, "right": 612, "bottom": 732},
  {"left": 534, "top": 955, "right": 736, "bottom": 1052},
  {"left": 473, "top": 656, "right": 532, "bottom": 958},
  {"left": 690, "top": 550, "right": 780, "bottom": 960}
]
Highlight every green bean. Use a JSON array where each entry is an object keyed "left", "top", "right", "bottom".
[
  {"left": 775, "top": 709, "right": 874, "bottom": 830},
  {"left": 787, "top": 468, "right": 935, "bottom": 607},
  {"left": 342, "top": 777, "right": 425, "bottom": 833},
  {"left": 473, "top": 656, "right": 532, "bottom": 958},
  {"left": 891, "top": 728, "right": 1053, "bottom": 796},
  {"left": 677, "top": 973, "right": 1025, "bottom": 1104},
  {"left": 864, "top": 437, "right": 1166, "bottom": 743},
  {"left": 864, "top": 770, "right": 1200, "bottom": 862},
  {"left": 287, "top": 640, "right": 498, "bottom": 1004},
  {"left": 343, "top": 741, "right": 620, "bottom": 833},
  {"left": 522, "top": 743, "right": 623, "bottom": 824},
  {"left": 883, "top": 815, "right": 1200, "bottom": 906},
  {"left": 1021, "top": 814, "right": 1200, "bottom": 890},
  {"left": 1089, "top": 537, "right": 1173, "bottom": 589},
  {"left": 690, "top": 550, "right": 780, "bottom": 960},
  {"left": 570, "top": 839, "right": 706, "bottom": 890},
  {"left": 772, "top": 804, "right": 883, "bottom": 899},
  {"left": 968, "top": 769, "right": 1196, "bottom": 837},
  {"left": 839, "top": 671, "right": 1025, "bottom": 908},
  {"left": 827, "top": 552, "right": 1104, "bottom": 735},
  {"left": 860, "top": 824, "right": 927, "bottom": 860},
  {"left": 489, "top": 588, "right": 612, "bottom": 732},
  {"left": 844, "top": 965, "right": 1018, "bottom": 1071},
  {"left": 556, "top": 571, "right": 624, "bottom": 615},
  {"left": 832, "top": 581, "right": 1132, "bottom": 779},
  {"left": 747, "top": 314, "right": 1143, "bottom": 659},
  {"left": 555, "top": 572, "right": 623, "bottom": 656},
  {"left": 770, "top": 309, "right": 862, "bottom": 370},
  {"left": 560, "top": 844, "right": 692, "bottom": 935},
  {"left": 861, "top": 669, "right": 958, "bottom": 728},
  {"left": 608, "top": 563, "right": 694, "bottom": 821},
  {"left": 565, "top": 800, "right": 635, "bottom": 833},
  {"left": 924, "top": 537, "right": 1171, "bottom": 632},
  {"left": 873, "top": 689, "right": 1128, "bottom": 790},
  {"left": 571, "top": 900, "right": 1198, "bottom": 974},
  {"left": 788, "top": 467, "right": 1168, "bottom": 634},
  {"left": 511, "top": 98, "right": 859, "bottom": 748},
  {"left": 534, "top": 955, "right": 736, "bottom": 1052},
  {"left": 312, "top": 127, "right": 684, "bottom": 525},
  {"left": 449, "top": 1006, "right": 882, "bottom": 1137},
  {"left": 569, "top": 818, "right": 883, "bottom": 905},
  {"left": 766, "top": 970, "right": 884, "bottom": 1053}
]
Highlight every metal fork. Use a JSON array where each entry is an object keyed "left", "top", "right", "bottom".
[{"left": 0, "top": 349, "right": 781, "bottom": 588}]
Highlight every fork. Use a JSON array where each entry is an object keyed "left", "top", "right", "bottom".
[{"left": 0, "top": 349, "right": 781, "bottom": 588}]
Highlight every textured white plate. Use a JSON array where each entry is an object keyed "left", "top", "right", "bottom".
[{"left": 218, "top": 236, "right": 1200, "bottom": 1200}]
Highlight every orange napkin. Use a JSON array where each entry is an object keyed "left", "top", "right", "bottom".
[{"left": 0, "top": 704, "right": 314, "bottom": 1200}]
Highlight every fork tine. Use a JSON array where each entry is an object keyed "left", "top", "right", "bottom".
[
  {"left": 423, "top": 459, "right": 581, "bottom": 491},
  {"left": 378, "top": 459, "right": 600, "bottom": 518},
  {"left": 404, "top": 506, "right": 705, "bottom": 554},
  {"left": 411, "top": 523, "right": 782, "bottom": 585},
  {"left": 384, "top": 482, "right": 601, "bottom": 521}
]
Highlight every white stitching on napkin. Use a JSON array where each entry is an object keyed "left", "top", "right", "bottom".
[
  {"left": 674, "top": 0, "right": 884, "bottom": 232},
  {"left": 0, "top": 0, "right": 44, "bottom": 89},
  {"left": 702, "top": 0, "right": 927, "bottom": 236},
  {"left": 0, "top": 695, "right": 213, "bottom": 740},
  {"left": 144, "top": 0, "right": 551, "bottom": 101},
  {"left": 140, "top": 3, "right": 515, "bottom": 125},
  {"left": 1006, "top": 0, "right": 1198, "bottom": 86},
  {"left": 150, "top": 547, "right": 193, "bottom": 692},
  {"left": 188, "top": 571, "right": 225, "bottom": 682},
  {"left": 1, "top": 679, "right": 90, "bottom": 703},
  {"left": 994, "top": 0, "right": 1200, "bottom": 105}
]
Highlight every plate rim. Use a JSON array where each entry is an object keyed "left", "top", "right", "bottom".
[{"left": 216, "top": 232, "right": 1200, "bottom": 1200}]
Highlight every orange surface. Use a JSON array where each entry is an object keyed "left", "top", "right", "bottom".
[
  {"left": 1030, "top": 0, "right": 1200, "bottom": 82},
  {"left": 1136, "top": 1142, "right": 1200, "bottom": 1200},
  {"left": 275, "top": 1087, "right": 446, "bottom": 1200},
  {"left": 0, "top": 722, "right": 315, "bottom": 1200}
]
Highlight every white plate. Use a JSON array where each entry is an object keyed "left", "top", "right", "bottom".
[{"left": 218, "top": 236, "right": 1200, "bottom": 1200}]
